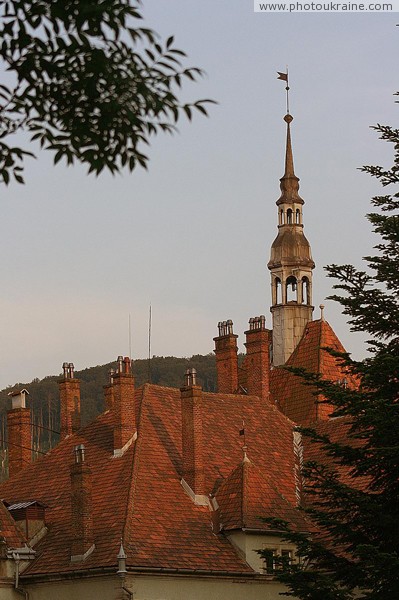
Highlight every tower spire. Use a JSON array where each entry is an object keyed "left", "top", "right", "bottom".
[
  {"left": 267, "top": 109, "right": 315, "bottom": 367},
  {"left": 278, "top": 114, "right": 303, "bottom": 206},
  {"left": 284, "top": 114, "right": 295, "bottom": 177}
]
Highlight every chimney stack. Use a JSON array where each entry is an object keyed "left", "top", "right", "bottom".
[
  {"left": 213, "top": 320, "right": 239, "bottom": 394},
  {"left": 113, "top": 356, "right": 136, "bottom": 456},
  {"left": 7, "top": 389, "right": 31, "bottom": 477},
  {"left": 59, "top": 362, "right": 81, "bottom": 439},
  {"left": 244, "top": 316, "right": 271, "bottom": 401},
  {"left": 70, "top": 444, "right": 95, "bottom": 562},
  {"left": 103, "top": 369, "right": 115, "bottom": 411},
  {"left": 180, "top": 368, "right": 207, "bottom": 504}
]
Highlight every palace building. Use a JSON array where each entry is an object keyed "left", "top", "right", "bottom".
[{"left": 0, "top": 113, "right": 354, "bottom": 600}]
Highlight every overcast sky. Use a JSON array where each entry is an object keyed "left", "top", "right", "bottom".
[{"left": 0, "top": 3, "right": 397, "bottom": 389}]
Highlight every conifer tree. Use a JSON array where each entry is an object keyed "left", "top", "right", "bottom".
[{"left": 262, "top": 109, "right": 399, "bottom": 599}]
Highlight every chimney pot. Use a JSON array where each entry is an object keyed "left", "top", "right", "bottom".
[
  {"left": 8, "top": 389, "right": 29, "bottom": 410},
  {"left": 184, "top": 368, "right": 197, "bottom": 388}
]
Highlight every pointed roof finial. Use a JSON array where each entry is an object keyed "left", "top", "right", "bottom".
[
  {"left": 242, "top": 445, "right": 250, "bottom": 464},
  {"left": 319, "top": 304, "right": 325, "bottom": 321},
  {"left": 117, "top": 538, "right": 127, "bottom": 576}
]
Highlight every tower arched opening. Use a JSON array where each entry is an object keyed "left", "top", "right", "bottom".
[{"left": 286, "top": 276, "right": 297, "bottom": 303}]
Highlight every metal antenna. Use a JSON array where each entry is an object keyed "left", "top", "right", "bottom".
[
  {"left": 148, "top": 303, "right": 152, "bottom": 383},
  {"left": 128, "top": 313, "right": 132, "bottom": 360}
]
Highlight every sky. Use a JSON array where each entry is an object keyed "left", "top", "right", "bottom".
[{"left": 0, "top": 2, "right": 397, "bottom": 389}]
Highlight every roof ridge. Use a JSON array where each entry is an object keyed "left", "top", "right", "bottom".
[{"left": 316, "top": 320, "right": 323, "bottom": 420}]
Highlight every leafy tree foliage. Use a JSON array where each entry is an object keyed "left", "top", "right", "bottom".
[
  {"left": 0, "top": 0, "right": 212, "bottom": 184},
  {"left": 262, "top": 113, "right": 399, "bottom": 599}
]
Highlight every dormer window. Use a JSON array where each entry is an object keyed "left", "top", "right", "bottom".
[{"left": 6, "top": 500, "right": 46, "bottom": 540}]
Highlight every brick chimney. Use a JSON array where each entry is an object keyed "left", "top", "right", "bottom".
[
  {"left": 70, "top": 444, "right": 94, "bottom": 562},
  {"left": 113, "top": 356, "right": 136, "bottom": 456},
  {"left": 103, "top": 369, "right": 115, "bottom": 411},
  {"left": 213, "top": 320, "right": 239, "bottom": 394},
  {"left": 244, "top": 316, "right": 271, "bottom": 401},
  {"left": 180, "top": 368, "right": 207, "bottom": 505},
  {"left": 59, "top": 362, "right": 81, "bottom": 439},
  {"left": 7, "top": 389, "right": 31, "bottom": 477}
]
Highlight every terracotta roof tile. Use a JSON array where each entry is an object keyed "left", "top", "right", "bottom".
[{"left": 304, "top": 417, "right": 370, "bottom": 490}]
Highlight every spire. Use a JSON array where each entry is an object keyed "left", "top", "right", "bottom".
[
  {"left": 277, "top": 114, "right": 303, "bottom": 206},
  {"left": 268, "top": 109, "right": 315, "bottom": 367},
  {"left": 284, "top": 114, "right": 295, "bottom": 176}
]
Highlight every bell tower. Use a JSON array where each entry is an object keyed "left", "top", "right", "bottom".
[{"left": 268, "top": 113, "right": 315, "bottom": 366}]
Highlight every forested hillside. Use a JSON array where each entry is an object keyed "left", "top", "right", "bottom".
[{"left": 0, "top": 354, "right": 218, "bottom": 479}]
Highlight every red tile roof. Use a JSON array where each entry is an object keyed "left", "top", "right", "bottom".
[
  {"left": 0, "top": 383, "right": 303, "bottom": 577},
  {"left": 271, "top": 319, "right": 358, "bottom": 424},
  {"left": 305, "top": 417, "right": 370, "bottom": 490}
]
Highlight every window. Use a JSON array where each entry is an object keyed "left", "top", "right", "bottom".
[
  {"left": 263, "top": 549, "right": 277, "bottom": 574},
  {"left": 262, "top": 547, "right": 296, "bottom": 574},
  {"left": 281, "top": 549, "right": 293, "bottom": 570}
]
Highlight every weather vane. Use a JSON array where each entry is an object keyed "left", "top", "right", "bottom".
[{"left": 277, "top": 68, "right": 290, "bottom": 115}]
